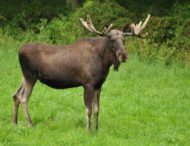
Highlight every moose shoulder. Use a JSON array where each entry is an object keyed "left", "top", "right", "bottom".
[{"left": 13, "top": 15, "right": 150, "bottom": 130}]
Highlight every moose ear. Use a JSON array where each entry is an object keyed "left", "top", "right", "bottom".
[
  {"left": 122, "top": 23, "right": 132, "bottom": 33},
  {"left": 122, "top": 23, "right": 133, "bottom": 37}
]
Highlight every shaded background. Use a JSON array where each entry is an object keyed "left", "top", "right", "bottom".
[{"left": 0, "top": 0, "right": 190, "bottom": 64}]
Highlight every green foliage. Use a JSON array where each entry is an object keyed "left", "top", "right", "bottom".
[
  {"left": 116, "top": 0, "right": 190, "bottom": 18},
  {"left": 149, "top": 17, "right": 178, "bottom": 44},
  {"left": 0, "top": 0, "right": 69, "bottom": 26},
  {"left": 170, "top": 2, "right": 190, "bottom": 20},
  {"left": 126, "top": 15, "right": 190, "bottom": 65},
  {"left": 0, "top": 0, "right": 190, "bottom": 64},
  {"left": 61, "top": 0, "right": 131, "bottom": 44}
]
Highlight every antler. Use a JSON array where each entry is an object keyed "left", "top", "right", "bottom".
[
  {"left": 80, "top": 15, "right": 113, "bottom": 36},
  {"left": 124, "top": 14, "right": 151, "bottom": 38}
]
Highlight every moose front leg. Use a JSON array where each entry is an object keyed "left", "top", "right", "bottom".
[
  {"left": 93, "top": 88, "right": 101, "bottom": 130},
  {"left": 84, "top": 85, "right": 95, "bottom": 131}
]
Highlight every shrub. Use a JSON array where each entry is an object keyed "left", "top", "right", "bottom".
[
  {"left": 126, "top": 16, "right": 190, "bottom": 65},
  {"left": 0, "top": 0, "right": 189, "bottom": 65}
]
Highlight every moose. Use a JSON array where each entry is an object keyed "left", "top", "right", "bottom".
[{"left": 13, "top": 15, "right": 150, "bottom": 130}]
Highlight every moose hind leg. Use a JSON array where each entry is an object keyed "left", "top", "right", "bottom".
[
  {"left": 20, "top": 77, "right": 36, "bottom": 126},
  {"left": 13, "top": 77, "right": 36, "bottom": 126},
  {"left": 12, "top": 83, "right": 23, "bottom": 124}
]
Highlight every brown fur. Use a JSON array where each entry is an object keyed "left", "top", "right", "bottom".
[{"left": 13, "top": 30, "right": 127, "bottom": 130}]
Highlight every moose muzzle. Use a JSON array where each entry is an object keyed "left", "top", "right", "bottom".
[{"left": 117, "top": 49, "right": 127, "bottom": 62}]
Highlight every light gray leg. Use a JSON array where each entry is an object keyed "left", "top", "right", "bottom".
[
  {"left": 20, "top": 77, "right": 35, "bottom": 126},
  {"left": 13, "top": 77, "right": 36, "bottom": 126},
  {"left": 13, "top": 96, "right": 20, "bottom": 124},
  {"left": 93, "top": 88, "right": 101, "bottom": 130},
  {"left": 13, "top": 82, "right": 23, "bottom": 124},
  {"left": 84, "top": 85, "right": 95, "bottom": 131}
]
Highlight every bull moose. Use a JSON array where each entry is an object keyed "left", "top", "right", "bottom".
[{"left": 13, "top": 15, "right": 150, "bottom": 130}]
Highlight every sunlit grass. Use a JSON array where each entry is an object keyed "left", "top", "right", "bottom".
[{"left": 0, "top": 43, "right": 190, "bottom": 145}]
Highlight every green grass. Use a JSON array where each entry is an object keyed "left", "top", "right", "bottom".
[{"left": 0, "top": 41, "right": 190, "bottom": 146}]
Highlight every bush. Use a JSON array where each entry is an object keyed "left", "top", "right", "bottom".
[
  {"left": 0, "top": 0, "right": 189, "bottom": 65},
  {"left": 126, "top": 16, "right": 190, "bottom": 65},
  {"left": 61, "top": 0, "right": 131, "bottom": 44}
]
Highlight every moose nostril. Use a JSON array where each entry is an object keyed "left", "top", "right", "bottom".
[{"left": 122, "top": 56, "right": 127, "bottom": 61}]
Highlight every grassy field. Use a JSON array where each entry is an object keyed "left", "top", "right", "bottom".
[{"left": 0, "top": 41, "right": 190, "bottom": 146}]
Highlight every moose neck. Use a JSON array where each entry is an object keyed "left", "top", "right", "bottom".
[{"left": 100, "top": 37, "right": 120, "bottom": 70}]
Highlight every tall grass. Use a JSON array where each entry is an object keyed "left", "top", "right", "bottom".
[{"left": 0, "top": 39, "right": 190, "bottom": 145}]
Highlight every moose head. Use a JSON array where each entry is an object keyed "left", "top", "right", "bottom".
[{"left": 80, "top": 14, "right": 150, "bottom": 70}]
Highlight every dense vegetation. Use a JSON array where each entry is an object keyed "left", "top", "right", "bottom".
[{"left": 0, "top": 0, "right": 189, "bottom": 64}]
